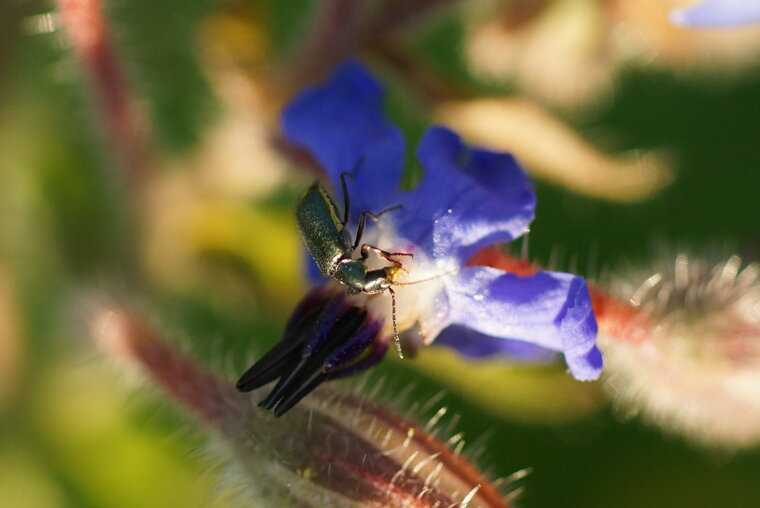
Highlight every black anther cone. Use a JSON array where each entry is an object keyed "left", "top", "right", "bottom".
[{"left": 236, "top": 286, "right": 383, "bottom": 416}]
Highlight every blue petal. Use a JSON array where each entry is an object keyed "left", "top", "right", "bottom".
[
  {"left": 443, "top": 266, "right": 602, "bottom": 380},
  {"left": 282, "top": 61, "right": 406, "bottom": 218},
  {"left": 396, "top": 127, "right": 535, "bottom": 264},
  {"left": 435, "top": 325, "right": 559, "bottom": 363},
  {"left": 671, "top": 0, "right": 760, "bottom": 27}
]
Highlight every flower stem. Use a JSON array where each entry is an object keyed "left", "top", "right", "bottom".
[{"left": 56, "top": 0, "right": 150, "bottom": 188}]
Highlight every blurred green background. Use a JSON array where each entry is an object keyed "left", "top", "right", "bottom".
[{"left": 1, "top": 1, "right": 759, "bottom": 507}]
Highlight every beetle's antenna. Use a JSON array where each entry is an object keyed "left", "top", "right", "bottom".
[
  {"left": 388, "top": 287, "right": 404, "bottom": 359},
  {"left": 339, "top": 157, "right": 367, "bottom": 227},
  {"left": 394, "top": 269, "right": 458, "bottom": 286},
  {"left": 350, "top": 155, "right": 367, "bottom": 176}
]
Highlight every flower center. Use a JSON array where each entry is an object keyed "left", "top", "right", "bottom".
[{"left": 354, "top": 218, "right": 457, "bottom": 347}]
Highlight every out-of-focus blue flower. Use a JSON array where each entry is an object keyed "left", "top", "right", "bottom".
[
  {"left": 281, "top": 62, "right": 602, "bottom": 381},
  {"left": 670, "top": 0, "right": 760, "bottom": 27}
]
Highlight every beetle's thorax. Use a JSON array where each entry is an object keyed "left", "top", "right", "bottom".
[{"left": 335, "top": 258, "right": 397, "bottom": 294}]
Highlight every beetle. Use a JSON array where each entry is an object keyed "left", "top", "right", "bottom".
[
  {"left": 236, "top": 167, "right": 449, "bottom": 414},
  {"left": 296, "top": 170, "right": 411, "bottom": 357}
]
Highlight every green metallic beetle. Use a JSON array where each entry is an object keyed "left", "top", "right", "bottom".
[
  {"left": 296, "top": 173, "right": 411, "bottom": 356},
  {"left": 235, "top": 172, "right": 439, "bottom": 414}
]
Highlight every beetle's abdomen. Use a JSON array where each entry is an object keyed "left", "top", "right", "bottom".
[{"left": 296, "top": 185, "right": 351, "bottom": 277}]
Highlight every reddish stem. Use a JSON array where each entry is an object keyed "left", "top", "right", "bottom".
[
  {"left": 282, "top": 0, "right": 364, "bottom": 87},
  {"left": 56, "top": 0, "right": 150, "bottom": 186},
  {"left": 280, "top": 0, "right": 458, "bottom": 93},
  {"left": 370, "top": 0, "right": 458, "bottom": 34},
  {"left": 97, "top": 308, "right": 242, "bottom": 426}
]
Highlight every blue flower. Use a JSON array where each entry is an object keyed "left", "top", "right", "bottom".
[
  {"left": 670, "top": 0, "right": 760, "bottom": 27},
  {"left": 238, "top": 62, "right": 602, "bottom": 414}
]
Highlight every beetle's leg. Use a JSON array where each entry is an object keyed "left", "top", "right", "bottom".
[
  {"left": 351, "top": 206, "right": 402, "bottom": 251},
  {"left": 360, "top": 243, "right": 414, "bottom": 264},
  {"left": 338, "top": 157, "right": 368, "bottom": 226},
  {"left": 353, "top": 212, "right": 369, "bottom": 251},
  {"left": 360, "top": 243, "right": 413, "bottom": 276}
]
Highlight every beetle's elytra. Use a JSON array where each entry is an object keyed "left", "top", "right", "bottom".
[{"left": 296, "top": 178, "right": 408, "bottom": 297}]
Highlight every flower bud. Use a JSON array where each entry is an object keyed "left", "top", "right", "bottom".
[
  {"left": 90, "top": 304, "right": 512, "bottom": 507},
  {"left": 599, "top": 254, "right": 760, "bottom": 448}
]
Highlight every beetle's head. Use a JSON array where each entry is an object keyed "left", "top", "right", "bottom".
[{"left": 384, "top": 263, "right": 403, "bottom": 284}]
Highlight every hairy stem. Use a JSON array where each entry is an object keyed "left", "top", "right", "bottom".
[{"left": 57, "top": 0, "right": 150, "bottom": 187}]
